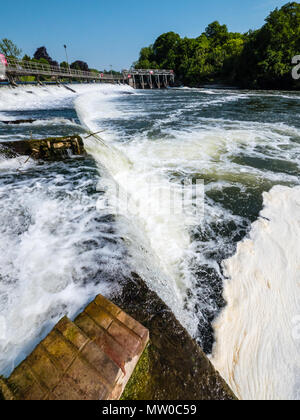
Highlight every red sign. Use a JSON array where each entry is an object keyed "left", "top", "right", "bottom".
[
  {"left": 128, "top": 74, "right": 131, "bottom": 79},
  {"left": 0, "top": 54, "right": 7, "bottom": 66},
  {"left": 100, "top": 73, "right": 104, "bottom": 78}
]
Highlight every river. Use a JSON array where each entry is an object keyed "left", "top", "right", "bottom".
[{"left": 0, "top": 84, "right": 299, "bottom": 400}]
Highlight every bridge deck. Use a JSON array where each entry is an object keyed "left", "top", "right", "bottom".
[{"left": 5, "top": 58, "right": 123, "bottom": 81}]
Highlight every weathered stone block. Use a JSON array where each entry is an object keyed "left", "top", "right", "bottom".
[
  {"left": 66, "top": 356, "right": 110, "bottom": 400},
  {"left": 42, "top": 330, "right": 77, "bottom": 371},
  {"left": 0, "top": 378, "right": 16, "bottom": 400},
  {"left": 117, "top": 311, "right": 149, "bottom": 345},
  {"left": 26, "top": 346, "right": 62, "bottom": 390},
  {"left": 94, "top": 294, "right": 122, "bottom": 318},
  {"left": 81, "top": 341, "right": 121, "bottom": 386},
  {"left": 75, "top": 312, "right": 129, "bottom": 371},
  {"left": 108, "top": 321, "right": 142, "bottom": 357},
  {"left": 84, "top": 302, "right": 114, "bottom": 330},
  {"left": 55, "top": 316, "right": 89, "bottom": 350},
  {"left": 52, "top": 376, "right": 86, "bottom": 401},
  {"left": 8, "top": 364, "right": 47, "bottom": 400},
  {"left": 1, "top": 295, "right": 150, "bottom": 400}
]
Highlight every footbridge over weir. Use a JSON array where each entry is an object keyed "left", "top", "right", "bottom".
[{"left": 1, "top": 58, "right": 174, "bottom": 89}]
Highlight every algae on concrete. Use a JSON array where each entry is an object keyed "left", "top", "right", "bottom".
[{"left": 116, "top": 273, "right": 237, "bottom": 401}]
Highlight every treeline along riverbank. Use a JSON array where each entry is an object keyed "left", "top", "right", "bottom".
[{"left": 134, "top": 2, "right": 300, "bottom": 90}]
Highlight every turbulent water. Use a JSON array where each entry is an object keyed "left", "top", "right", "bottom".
[{"left": 0, "top": 84, "right": 299, "bottom": 400}]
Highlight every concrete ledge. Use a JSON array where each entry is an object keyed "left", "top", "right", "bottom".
[{"left": 0, "top": 295, "right": 149, "bottom": 400}]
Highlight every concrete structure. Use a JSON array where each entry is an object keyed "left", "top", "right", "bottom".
[
  {"left": 2, "top": 135, "right": 86, "bottom": 160},
  {"left": 0, "top": 295, "right": 149, "bottom": 400},
  {"left": 123, "top": 69, "right": 175, "bottom": 89}
]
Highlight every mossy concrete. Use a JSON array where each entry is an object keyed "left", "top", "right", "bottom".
[{"left": 116, "top": 273, "right": 237, "bottom": 400}]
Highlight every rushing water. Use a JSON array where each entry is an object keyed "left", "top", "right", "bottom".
[{"left": 0, "top": 84, "right": 299, "bottom": 400}]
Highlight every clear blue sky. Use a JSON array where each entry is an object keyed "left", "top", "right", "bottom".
[{"left": 1, "top": 0, "right": 289, "bottom": 71}]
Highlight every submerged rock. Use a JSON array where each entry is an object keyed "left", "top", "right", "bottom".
[{"left": 0, "top": 119, "right": 36, "bottom": 125}]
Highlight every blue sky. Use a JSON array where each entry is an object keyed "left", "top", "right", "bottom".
[{"left": 1, "top": 0, "right": 289, "bottom": 70}]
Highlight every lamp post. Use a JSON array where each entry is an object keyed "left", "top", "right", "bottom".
[
  {"left": 110, "top": 64, "right": 113, "bottom": 79},
  {"left": 64, "top": 45, "right": 70, "bottom": 73}
]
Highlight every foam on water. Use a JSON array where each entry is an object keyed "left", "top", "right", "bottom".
[
  {"left": 211, "top": 185, "right": 300, "bottom": 400},
  {"left": 0, "top": 158, "right": 129, "bottom": 375},
  {"left": 0, "top": 83, "right": 132, "bottom": 112},
  {"left": 0, "top": 84, "right": 134, "bottom": 375}
]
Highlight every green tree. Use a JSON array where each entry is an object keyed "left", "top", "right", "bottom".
[
  {"left": 134, "top": 2, "right": 300, "bottom": 89},
  {"left": 22, "top": 54, "right": 32, "bottom": 62},
  {"left": 153, "top": 32, "right": 181, "bottom": 69},
  {"left": 60, "top": 61, "right": 69, "bottom": 69},
  {"left": 0, "top": 38, "right": 22, "bottom": 58},
  {"left": 205, "top": 21, "right": 229, "bottom": 46},
  {"left": 238, "top": 2, "right": 300, "bottom": 88}
]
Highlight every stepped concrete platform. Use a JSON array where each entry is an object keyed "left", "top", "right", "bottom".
[{"left": 0, "top": 295, "right": 149, "bottom": 400}]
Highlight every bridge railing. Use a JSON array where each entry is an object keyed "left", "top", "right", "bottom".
[
  {"left": 5, "top": 58, "right": 123, "bottom": 80},
  {"left": 123, "top": 69, "right": 174, "bottom": 76}
]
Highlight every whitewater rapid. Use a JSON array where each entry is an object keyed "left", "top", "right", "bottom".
[
  {"left": 211, "top": 185, "right": 300, "bottom": 400},
  {"left": 75, "top": 90, "right": 202, "bottom": 336}
]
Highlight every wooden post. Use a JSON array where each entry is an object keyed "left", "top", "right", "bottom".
[{"left": 7, "top": 74, "right": 17, "bottom": 88}]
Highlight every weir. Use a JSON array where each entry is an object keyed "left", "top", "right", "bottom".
[{"left": 123, "top": 69, "right": 175, "bottom": 89}]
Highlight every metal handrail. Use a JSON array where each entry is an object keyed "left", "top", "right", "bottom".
[
  {"left": 123, "top": 69, "right": 174, "bottom": 76},
  {"left": 5, "top": 58, "right": 124, "bottom": 80}
]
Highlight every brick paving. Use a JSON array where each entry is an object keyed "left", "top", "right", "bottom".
[{"left": 0, "top": 295, "right": 149, "bottom": 400}]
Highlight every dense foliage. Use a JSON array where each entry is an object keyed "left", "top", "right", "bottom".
[
  {"left": 134, "top": 2, "right": 300, "bottom": 89},
  {"left": 70, "top": 60, "right": 89, "bottom": 72},
  {"left": 34, "top": 47, "right": 59, "bottom": 67}
]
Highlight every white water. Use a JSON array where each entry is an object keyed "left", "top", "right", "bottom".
[
  {"left": 0, "top": 84, "right": 134, "bottom": 375},
  {"left": 211, "top": 185, "right": 300, "bottom": 400},
  {"left": 75, "top": 91, "right": 202, "bottom": 335}
]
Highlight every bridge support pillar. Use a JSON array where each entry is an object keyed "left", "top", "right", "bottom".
[
  {"left": 156, "top": 75, "right": 161, "bottom": 89},
  {"left": 7, "top": 75, "right": 18, "bottom": 88},
  {"left": 36, "top": 75, "right": 44, "bottom": 86},
  {"left": 163, "top": 74, "right": 168, "bottom": 88},
  {"left": 149, "top": 74, "right": 153, "bottom": 89}
]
